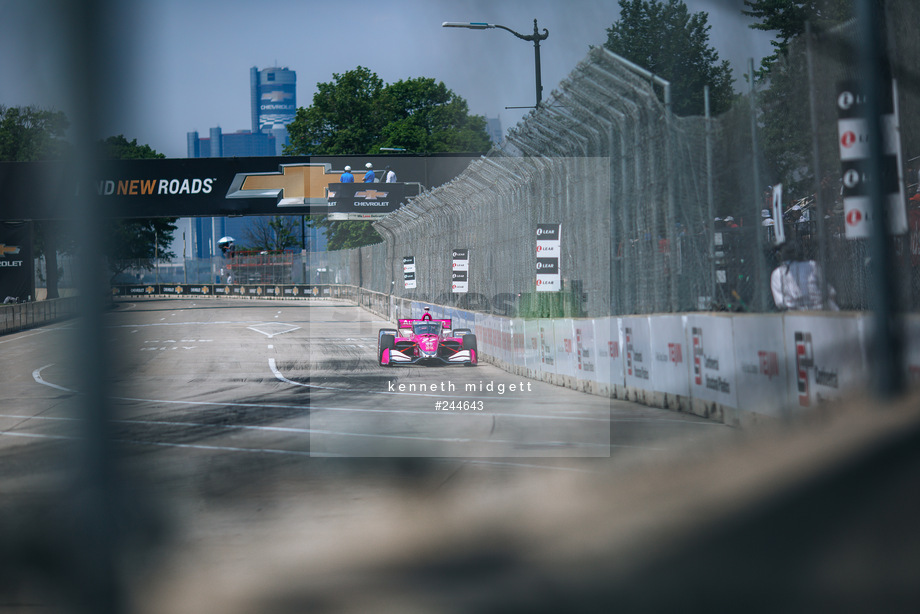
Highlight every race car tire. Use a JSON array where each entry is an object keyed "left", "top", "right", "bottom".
[
  {"left": 461, "top": 334, "right": 478, "bottom": 366},
  {"left": 379, "top": 334, "right": 396, "bottom": 366},
  {"left": 377, "top": 328, "right": 397, "bottom": 357}
]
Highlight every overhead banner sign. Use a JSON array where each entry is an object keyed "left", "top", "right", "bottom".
[
  {"left": 403, "top": 255, "right": 416, "bottom": 289},
  {"left": 536, "top": 223, "right": 561, "bottom": 291},
  {"left": 326, "top": 182, "right": 407, "bottom": 216},
  {"left": 0, "top": 222, "right": 34, "bottom": 302},
  {"left": 451, "top": 248, "right": 468, "bottom": 293},
  {"left": 836, "top": 79, "right": 907, "bottom": 239},
  {"left": 0, "top": 154, "right": 477, "bottom": 221}
]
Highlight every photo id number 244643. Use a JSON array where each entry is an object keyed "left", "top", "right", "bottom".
[{"left": 435, "top": 400, "right": 484, "bottom": 411}]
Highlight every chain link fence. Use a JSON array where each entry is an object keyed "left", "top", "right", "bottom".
[{"left": 106, "top": 7, "right": 920, "bottom": 318}]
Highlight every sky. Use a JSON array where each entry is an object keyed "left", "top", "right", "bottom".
[{"left": 0, "top": 0, "right": 775, "bottom": 159}]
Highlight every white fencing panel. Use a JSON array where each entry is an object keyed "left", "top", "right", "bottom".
[
  {"left": 686, "top": 314, "right": 739, "bottom": 408},
  {"left": 783, "top": 314, "right": 867, "bottom": 410},
  {"left": 574, "top": 320, "right": 598, "bottom": 381},
  {"left": 498, "top": 316, "right": 513, "bottom": 365},
  {"left": 524, "top": 319, "right": 542, "bottom": 374},
  {"left": 592, "top": 318, "right": 614, "bottom": 393},
  {"left": 538, "top": 320, "right": 557, "bottom": 375},
  {"left": 553, "top": 319, "right": 577, "bottom": 382},
  {"left": 622, "top": 316, "right": 653, "bottom": 391},
  {"left": 648, "top": 315, "right": 690, "bottom": 398},
  {"left": 511, "top": 318, "right": 526, "bottom": 368},
  {"left": 732, "top": 314, "right": 789, "bottom": 417}
]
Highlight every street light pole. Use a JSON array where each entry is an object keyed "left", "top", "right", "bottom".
[{"left": 442, "top": 19, "right": 549, "bottom": 108}]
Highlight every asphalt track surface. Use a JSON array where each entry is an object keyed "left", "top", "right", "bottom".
[{"left": 0, "top": 297, "right": 736, "bottom": 612}]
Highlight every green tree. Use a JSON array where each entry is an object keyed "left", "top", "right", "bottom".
[
  {"left": 744, "top": 1, "right": 852, "bottom": 196},
  {"left": 100, "top": 135, "right": 178, "bottom": 281},
  {"left": 308, "top": 218, "right": 381, "bottom": 251},
  {"left": 378, "top": 77, "right": 491, "bottom": 153},
  {"left": 285, "top": 67, "right": 492, "bottom": 249},
  {"left": 244, "top": 216, "right": 300, "bottom": 252},
  {"left": 743, "top": 0, "right": 854, "bottom": 68},
  {"left": 603, "top": 0, "right": 735, "bottom": 116},
  {"left": 0, "top": 106, "right": 71, "bottom": 298},
  {"left": 0, "top": 105, "right": 69, "bottom": 161},
  {"left": 285, "top": 67, "right": 491, "bottom": 156}
]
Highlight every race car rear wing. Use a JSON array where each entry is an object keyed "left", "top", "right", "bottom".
[{"left": 398, "top": 318, "right": 452, "bottom": 330}]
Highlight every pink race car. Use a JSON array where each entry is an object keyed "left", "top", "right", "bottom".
[{"left": 378, "top": 309, "right": 477, "bottom": 366}]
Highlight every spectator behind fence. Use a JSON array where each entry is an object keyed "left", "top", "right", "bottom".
[{"left": 770, "top": 241, "right": 839, "bottom": 311}]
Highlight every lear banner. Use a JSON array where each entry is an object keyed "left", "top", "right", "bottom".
[{"left": 0, "top": 222, "right": 34, "bottom": 302}]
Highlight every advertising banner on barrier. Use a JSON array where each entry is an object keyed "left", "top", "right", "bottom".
[
  {"left": 524, "top": 319, "right": 541, "bottom": 373},
  {"left": 686, "top": 314, "right": 738, "bottom": 407},
  {"left": 592, "top": 317, "right": 624, "bottom": 391},
  {"left": 648, "top": 315, "right": 690, "bottom": 398},
  {"left": 784, "top": 314, "right": 867, "bottom": 409},
  {"left": 0, "top": 222, "right": 33, "bottom": 302},
  {"left": 574, "top": 320, "right": 597, "bottom": 378},
  {"left": 538, "top": 319, "right": 557, "bottom": 374},
  {"left": 622, "top": 316, "right": 653, "bottom": 391},
  {"left": 554, "top": 319, "right": 577, "bottom": 381},
  {"left": 732, "top": 315, "right": 788, "bottom": 417},
  {"left": 185, "top": 284, "right": 212, "bottom": 296}
]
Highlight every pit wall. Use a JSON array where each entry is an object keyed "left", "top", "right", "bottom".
[
  {"left": 0, "top": 296, "right": 79, "bottom": 336},
  {"left": 396, "top": 300, "right": 920, "bottom": 427}
]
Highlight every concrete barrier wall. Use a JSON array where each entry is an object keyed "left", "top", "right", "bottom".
[
  {"left": 404, "top": 301, "right": 919, "bottom": 426},
  {"left": 103, "top": 286, "right": 914, "bottom": 426},
  {"left": 0, "top": 297, "right": 79, "bottom": 336}
]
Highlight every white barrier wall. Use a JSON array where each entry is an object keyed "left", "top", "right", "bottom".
[
  {"left": 731, "top": 315, "right": 788, "bottom": 418},
  {"left": 404, "top": 303, "right": 919, "bottom": 426}
]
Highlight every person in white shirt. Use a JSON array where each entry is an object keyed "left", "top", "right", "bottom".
[
  {"left": 770, "top": 241, "right": 838, "bottom": 310},
  {"left": 384, "top": 165, "right": 397, "bottom": 183}
]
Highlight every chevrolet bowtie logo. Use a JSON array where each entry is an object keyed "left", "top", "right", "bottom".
[
  {"left": 0, "top": 244, "right": 21, "bottom": 258},
  {"left": 226, "top": 164, "right": 338, "bottom": 206},
  {"left": 356, "top": 189, "right": 388, "bottom": 200}
]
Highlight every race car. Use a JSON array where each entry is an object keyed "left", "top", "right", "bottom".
[{"left": 378, "top": 308, "right": 477, "bottom": 366}]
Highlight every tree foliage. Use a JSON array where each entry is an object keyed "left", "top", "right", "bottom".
[
  {"left": 285, "top": 67, "right": 492, "bottom": 249},
  {"left": 285, "top": 67, "right": 492, "bottom": 156},
  {"left": 100, "top": 135, "right": 178, "bottom": 278},
  {"left": 744, "top": 0, "right": 853, "bottom": 196},
  {"left": 743, "top": 0, "right": 854, "bottom": 67},
  {"left": 604, "top": 0, "right": 735, "bottom": 116},
  {"left": 0, "top": 105, "right": 70, "bottom": 162},
  {"left": 244, "top": 216, "right": 300, "bottom": 252},
  {"left": 308, "top": 218, "right": 381, "bottom": 251}
]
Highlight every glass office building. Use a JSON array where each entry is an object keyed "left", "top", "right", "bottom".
[{"left": 182, "top": 66, "right": 325, "bottom": 258}]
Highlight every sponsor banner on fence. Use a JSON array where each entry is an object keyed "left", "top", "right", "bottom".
[
  {"left": 535, "top": 223, "right": 561, "bottom": 292},
  {"left": 732, "top": 315, "right": 788, "bottom": 417},
  {"left": 451, "top": 249, "right": 469, "bottom": 293},
  {"left": 836, "top": 79, "right": 907, "bottom": 238},
  {"left": 686, "top": 314, "right": 738, "bottom": 407},
  {"left": 403, "top": 256, "right": 416, "bottom": 289},
  {"left": 648, "top": 315, "right": 689, "bottom": 398}
]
